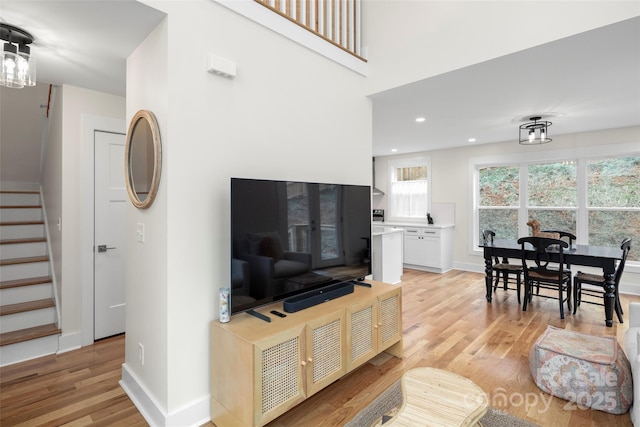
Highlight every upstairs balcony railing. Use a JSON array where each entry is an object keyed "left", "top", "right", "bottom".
[{"left": 254, "top": 0, "right": 364, "bottom": 60}]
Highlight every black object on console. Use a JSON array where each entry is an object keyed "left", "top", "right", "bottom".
[
  {"left": 231, "top": 178, "right": 371, "bottom": 315},
  {"left": 283, "top": 281, "right": 355, "bottom": 313}
]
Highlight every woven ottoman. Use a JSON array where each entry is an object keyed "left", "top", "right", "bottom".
[{"left": 530, "top": 325, "right": 633, "bottom": 414}]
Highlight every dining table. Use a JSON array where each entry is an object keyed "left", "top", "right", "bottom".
[{"left": 480, "top": 238, "right": 623, "bottom": 327}]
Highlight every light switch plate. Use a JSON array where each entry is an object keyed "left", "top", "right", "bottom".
[{"left": 136, "top": 223, "right": 145, "bottom": 243}]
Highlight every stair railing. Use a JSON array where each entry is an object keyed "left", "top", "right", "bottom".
[{"left": 254, "top": 0, "right": 364, "bottom": 60}]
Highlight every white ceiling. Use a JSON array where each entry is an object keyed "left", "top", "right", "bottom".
[
  {"left": 1, "top": 2, "right": 638, "bottom": 164},
  {"left": 0, "top": 0, "right": 166, "bottom": 97},
  {"left": 371, "top": 16, "right": 640, "bottom": 156}
]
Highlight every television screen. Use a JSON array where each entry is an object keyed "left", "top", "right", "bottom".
[{"left": 230, "top": 178, "right": 372, "bottom": 314}]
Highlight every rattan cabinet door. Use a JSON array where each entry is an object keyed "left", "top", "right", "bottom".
[
  {"left": 346, "top": 298, "right": 378, "bottom": 371},
  {"left": 378, "top": 287, "right": 402, "bottom": 352},
  {"left": 254, "top": 326, "right": 306, "bottom": 426},
  {"left": 305, "top": 310, "right": 347, "bottom": 397}
]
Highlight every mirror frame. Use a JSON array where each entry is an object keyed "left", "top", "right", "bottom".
[{"left": 125, "top": 110, "right": 162, "bottom": 209}]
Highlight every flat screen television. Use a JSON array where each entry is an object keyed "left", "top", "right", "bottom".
[{"left": 230, "top": 177, "right": 372, "bottom": 315}]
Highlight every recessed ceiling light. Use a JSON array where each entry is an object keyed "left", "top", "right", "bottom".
[
  {"left": 415, "top": 117, "right": 426, "bottom": 123},
  {"left": 391, "top": 148, "right": 398, "bottom": 152},
  {"left": 468, "top": 138, "right": 476, "bottom": 142}
]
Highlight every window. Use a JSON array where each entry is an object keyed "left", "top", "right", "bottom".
[
  {"left": 478, "top": 165, "right": 519, "bottom": 241},
  {"left": 388, "top": 159, "right": 430, "bottom": 219},
  {"left": 473, "top": 149, "right": 639, "bottom": 263},
  {"left": 587, "top": 157, "right": 640, "bottom": 261},
  {"left": 527, "top": 161, "right": 577, "bottom": 235}
]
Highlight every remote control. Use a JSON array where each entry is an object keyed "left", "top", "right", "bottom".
[{"left": 270, "top": 310, "right": 287, "bottom": 318}]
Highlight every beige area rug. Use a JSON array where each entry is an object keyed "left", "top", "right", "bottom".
[{"left": 344, "top": 380, "right": 539, "bottom": 427}]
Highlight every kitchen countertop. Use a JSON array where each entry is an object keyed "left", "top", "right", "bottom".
[
  {"left": 371, "top": 226, "right": 404, "bottom": 236},
  {"left": 373, "top": 222, "right": 455, "bottom": 229}
]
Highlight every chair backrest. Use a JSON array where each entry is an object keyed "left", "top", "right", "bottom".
[
  {"left": 542, "top": 230, "right": 576, "bottom": 247},
  {"left": 615, "top": 238, "right": 632, "bottom": 285},
  {"left": 517, "top": 236, "right": 569, "bottom": 280},
  {"left": 482, "top": 229, "right": 495, "bottom": 245}
]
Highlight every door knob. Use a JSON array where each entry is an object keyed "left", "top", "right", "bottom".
[{"left": 97, "top": 245, "right": 116, "bottom": 253}]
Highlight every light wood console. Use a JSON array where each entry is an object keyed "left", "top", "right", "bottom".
[{"left": 210, "top": 280, "right": 403, "bottom": 427}]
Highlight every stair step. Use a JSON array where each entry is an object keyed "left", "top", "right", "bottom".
[
  {"left": 0, "top": 221, "right": 44, "bottom": 226},
  {"left": 0, "top": 237, "right": 46, "bottom": 245},
  {"left": 0, "top": 191, "right": 40, "bottom": 207},
  {"left": 0, "top": 207, "right": 42, "bottom": 222},
  {"left": 0, "top": 240, "right": 47, "bottom": 259},
  {"left": 0, "top": 276, "right": 52, "bottom": 290},
  {"left": 0, "top": 205, "right": 42, "bottom": 209},
  {"left": 0, "top": 223, "right": 45, "bottom": 240},
  {"left": 0, "top": 255, "right": 48, "bottom": 266},
  {"left": 0, "top": 282, "right": 53, "bottom": 305},
  {"left": 0, "top": 323, "right": 60, "bottom": 347},
  {"left": 0, "top": 298, "right": 55, "bottom": 316},
  {"left": 0, "top": 190, "right": 39, "bottom": 194}
]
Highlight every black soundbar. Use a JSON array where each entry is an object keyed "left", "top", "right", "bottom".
[{"left": 283, "top": 281, "right": 355, "bottom": 313}]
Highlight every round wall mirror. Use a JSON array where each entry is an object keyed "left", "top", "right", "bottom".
[{"left": 125, "top": 110, "right": 162, "bottom": 209}]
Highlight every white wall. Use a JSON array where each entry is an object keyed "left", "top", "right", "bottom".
[
  {"left": 122, "top": 0, "right": 638, "bottom": 423},
  {"left": 126, "top": 0, "right": 372, "bottom": 421},
  {"left": 0, "top": 84, "right": 50, "bottom": 185},
  {"left": 124, "top": 17, "right": 170, "bottom": 417},
  {"left": 374, "top": 126, "right": 640, "bottom": 289},
  {"left": 41, "top": 85, "right": 125, "bottom": 350},
  {"left": 42, "top": 86, "right": 64, "bottom": 315},
  {"left": 362, "top": 0, "right": 640, "bottom": 95}
]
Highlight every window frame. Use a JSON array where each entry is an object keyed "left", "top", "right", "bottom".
[
  {"left": 387, "top": 156, "right": 432, "bottom": 222},
  {"left": 469, "top": 142, "right": 639, "bottom": 270}
]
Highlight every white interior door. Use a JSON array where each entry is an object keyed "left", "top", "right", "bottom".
[{"left": 94, "top": 131, "right": 126, "bottom": 340}]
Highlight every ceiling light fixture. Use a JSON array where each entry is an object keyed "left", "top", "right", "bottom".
[
  {"left": 415, "top": 117, "right": 426, "bottom": 123},
  {"left": 519, "top": 116, "right": 552, "bottom": 145},
  {"left": 1, "top": 23, "right": 36, "bottom": 89}
]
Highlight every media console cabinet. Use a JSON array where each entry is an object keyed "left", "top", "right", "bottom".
[{"left": 210, "top": 280, "right": 403, "bottom": 427}]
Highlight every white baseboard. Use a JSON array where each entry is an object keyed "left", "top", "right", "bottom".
[
  {"left": 120, "top": 363, "right": 210, "bottom": 427},
  {"left": 620, "top": 282, "right": 640, "bottom": 296},
  {"left": 58, "top": 331, "right": 82, "bottom": 354},
  {"left": 453, "top": 262, "right": 484, "bottom": 273}
]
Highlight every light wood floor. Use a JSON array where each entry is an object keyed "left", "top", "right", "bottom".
[{"left": 1, "top": 269, "right": 638, "bottom": 426}]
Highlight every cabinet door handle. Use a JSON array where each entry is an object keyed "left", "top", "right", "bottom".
[
  {"left": 424, "top": 231, "right": 436, "bottom": 234},
  {"left": 301, "top": 361, "right": 307, "bottom": 366},
  {"left": 308, "top": 357, "right": 313, "bottom": 363}
]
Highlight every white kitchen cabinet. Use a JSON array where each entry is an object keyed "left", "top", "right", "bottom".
[
  {"left": 402, "top": 228, "right": 425, "bottom": 266},
  {"left": 400, "top": 225, "right": 454, "bottom": 273}
]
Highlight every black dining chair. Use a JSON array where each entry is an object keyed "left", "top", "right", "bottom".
[
  {"left": 482, "top": 230, "right": 523, "bottom": 303},
  {"left": 529, "top": 230, "right": 576, "bottom": 296},
  {"left": 573, "top": 238, "right": 631, "bottom": 323},
  {"left": 542, "top": 230, "right": 576, "bottom": 248},
  {"left": 518, "top": 236, "right": 572, "bottom": 319}
]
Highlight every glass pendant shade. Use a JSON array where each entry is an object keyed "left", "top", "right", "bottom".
[
  {"left": 0, "top": 24, "right": 36, "bottom": 88},
  {"left": 17, "top": 44, "right": 36, "bottom": 86},
  {"left": 1, "top": 43, "right": 23, "bottom": 88}
]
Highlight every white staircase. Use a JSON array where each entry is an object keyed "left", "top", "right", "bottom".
[{"left": 0, "top": 190, "right": 60, "bottom": 366}]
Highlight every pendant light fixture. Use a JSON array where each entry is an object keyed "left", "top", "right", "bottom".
[
  {"left": 519, "top": 116, "right": 552, "bottom": 145},
  {"left": 1, "top": 23, "right": 36, "bottom": 89}
]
